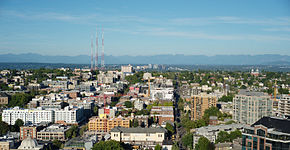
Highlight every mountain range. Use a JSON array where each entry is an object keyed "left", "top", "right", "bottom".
[{"left": 0, "top": 53, "right": 289, "bottom": 65}]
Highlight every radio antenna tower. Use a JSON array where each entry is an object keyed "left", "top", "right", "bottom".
[
  {"left": 90, "top": 35, "right": 94, "bottom": 71},
  {"left": 101, "top": 28, "right": 105, "bottom": 70},
  {"left": 95, "top": 26, "right": 98, "bottom": 70}
]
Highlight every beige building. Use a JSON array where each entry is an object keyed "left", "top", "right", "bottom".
[
  {"left": 111, "top": 127, "right": 166, "bottom": 149},
  {"left": 0, "top": 141, "right": 13, "bottom": 150},
  {"left": 278, "top": 94, "right": 290, "bottom": 116},
  {"left": 191, "top": 93, "right": 217, "bottom": 120},
  {"left": 37, "top": 124, "right": 68, "bottom": 141},
  {"left": 88, "top": 116, "right": 130, "bottom": 132},
  {"left": 0, "top": 93, "right": 9, "bottom": 105}
]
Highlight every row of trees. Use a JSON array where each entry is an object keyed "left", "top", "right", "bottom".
[
  {"left": 0, "top": 119, "right": 24, "bottom": 136},
  {"left": 215, "top": 130, "right": 242, "bottom": 143}
]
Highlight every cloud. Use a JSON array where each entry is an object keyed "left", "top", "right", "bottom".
[
  {"left": 169, "top": 16, "right": 290, "bottom": 26},
  {"left": 263, "top": 27, "right": 290, "bottom": 32}
]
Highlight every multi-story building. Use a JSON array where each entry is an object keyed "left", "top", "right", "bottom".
[
  {"left": 0, "top": 141, "right": 14, "bottom": 150},
  {"left": 150, "top": 88, "right": 174, "bottom": 101},
  {"left": 134, "top": 99, "right": 144, "bottom": 110},
  {"left": 0, "top": 93, "right": 9, "bottom": 105},
  {"left": 2, "top": 107, "right": 54, "bottom": 125},
  {"left": 111, "top": 127, "right": 166, "bottom": 149},
  {"left": 233, "top": 90, "right": 272, "bottom": 125},
  {"left": 242, "top": 117, "right": 290, "bottom": 150},
  {"left": 150, "top": 106, "right": 174, "bottom": 125},
  {"left": 278, "top": 94, "right": 290, "bottom": 117},
  {"left": 191, "top": 93, "right": 217, "bottom": 121},
  {"left": 54, "top": 106, "right": 84, "bottom": 125},
  {"left": 20, "top": 126, "right": 37, "bottom": 140},
  {"left": 98, "top": 107, "right": 116, "bottom": 118},
  {"left": 121, "top": 65, "right": 133, "bottom": 73},
  {"left": 193, "top": 124, "right": 244, "bottom": 147},
  {"left": 88, "top": 116, "right": 130, "bottom": 132},
  {"left": 37, "top": 124, "right": 69, "bottom": 141}
]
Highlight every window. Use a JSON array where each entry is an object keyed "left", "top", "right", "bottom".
[{"left": 158, "top": 134, "right": 162, "bottom": 137}]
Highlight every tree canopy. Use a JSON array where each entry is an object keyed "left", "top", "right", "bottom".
[
  {"left": 92, "top": 140, "right": 125, "bottom": 150},
  {"left": 195, "top": 136, "right": 214, "bottom": 150}
]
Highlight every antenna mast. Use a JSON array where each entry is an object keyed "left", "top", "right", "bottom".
[
  {"left": 101, "top": 28, "right": 105, "bottom": 70},
  {"left": 95, "top": 26, "right": 98, "bottom": 70},
  {"left": 90, "top": 35, "right": 94, "bottom": 71}
]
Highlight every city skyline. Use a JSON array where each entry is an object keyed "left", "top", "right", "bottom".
[{"left": 0, "top": 0, "right": 290, "bottom": 56}]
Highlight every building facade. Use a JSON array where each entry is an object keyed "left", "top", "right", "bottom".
[
  {"left": 278, "top": 94, "right": 290, "bottom": 117},
  {"left": 111, "top": 127, "right": 166, "bottom": 149},
  {"left": 233, "top": 90, "right": 272, "bottom": 125},
  {"left": 20, "top": 126, "right": 37, "bottom": 140},
  {"left": 54, "top": 106, "right": 84, "bottom": 125},
  {"left": 0, "top": 93, "right": 9, "bottom": 105},
  {"left": 37, "top": 124, "right": 68, "bottom": 141},
  {"left": 2, "top": 107, "right": 54, "bottom": 125},
  {"left": 88, "top": 116, "right": 130, "bottom": 132},
  {"left": 191, "top": 93, "right": 217, "bottom": 121},
  {"left": 242, "top": 117, "right": 290, "bottom": 150}
]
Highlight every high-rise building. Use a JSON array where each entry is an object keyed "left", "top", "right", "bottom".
[
  {"left": 121, "top": 64, "right": 133, "bottom": 73},
  {"left": 191, "top": 93, "right": 217, "bottom": 121},
  {"left": 233, "top": 90, "right": 272, "bottom": 125},
  {"left": 278, "top": 94, "right": 290, "bottom": 117}
]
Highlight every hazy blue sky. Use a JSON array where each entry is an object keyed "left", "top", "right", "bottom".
[{"left": 0, "top": 0, "right": 290, "bottom": 56}]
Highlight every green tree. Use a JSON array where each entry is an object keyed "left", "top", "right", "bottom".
[
  {"left": 79, "top": 124, "right": 88, "bottom": 136},
  {"left": 0, "top": 120, "right": 9, "bottom": 136},
  {"left": 52, "top": 140, "right": 63, "bottom": 149},
  {"left": 181, "top": 133, "right": 193, "bottom": 149},
  {"left": 172, "top": 142, "right": 180, "bottom": 150},
  {"left": 132, "top": 119, "right": 139, "bottom": 127},
  {"left": 229, "top": 130, "right": 242, "bottom": 141},
  {"left": 155, "top": 144, "right": 162, "bottom": 150},
  {"left": 124, "top": 101, "right": 133, "bottom": 108},
  {"left": 165, "top": 122, "right": 175, "bottom": 135},
  {"left": 92, "top": 140, "right": 125, "bottom": 150},
  {"left": 215, "top": 131, "right": 230, "bottom": 143},
  {"left": 11, "top": 119, "right": 24, "bottom": 132},
  {"left": 195, "top": 136, "right": 214, "bottom": 150},
  {"left": 65, "top": 125, "right": 78, "bottom": 139}
]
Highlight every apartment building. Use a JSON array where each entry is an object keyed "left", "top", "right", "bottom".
[
  {"left": 233, "top": 90, "right": 272, "bottom": 125},
  {"left": 191, "top": 93, "right": 217, "bottom": 121},
  {"left": 111, "top": 127, "right": 166, "bottom": 149},
  {"left": 88, "top": 116, "right": 130, "bottom": 132},
  {"left": 0, "top": 93, "right": 9, "bottom": 105},
  {"left": 54, "top": 106, "right": 84, "bottom": 125},
  {"left": 150, "top": 106, "right": 174, "bottom": 125},
  {"left": 20, "top": 126, "right": 37, "bottom": 140},
  {"left": 2, "top": 107, "right": 54, "bottom": 125},
  {"left": 278, "top": 94, "right": 290, "bottom": 117},
  {"left": 37, "top": 124, "right": 69, "bottom": 141}
]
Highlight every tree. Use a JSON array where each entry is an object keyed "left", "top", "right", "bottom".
[
  {"left": 172, "top": 142, "right": 180, "bottom": 150},
  {"left": 195, "top": 136, "right": 214, "bottom": 150},
  {"left": 229, "top": 130, "right": 242, "bottom": 141},
  {"left": 52, "top": 140, "right": 63, "bottom": 149},
  {"left": 0, "top": 120, "right": 9, "bottom": 136},
  {"left": 155, "top": 144, "right": 162, "bottom": 150},
  {"left": 181, "top": 133, "right": 193, "bottom": 149},
  {"left": 124, "top": 101, "right": 133, "bottom": 108},
  {"left": 218, "top": 95, "right": 234, "bottom": 102},
  {"left": 66, "top": 125, "right": 78, "bottom": 139},
  {"left": 240, "top": 85, "right": 247, "bottom": 89},
  {"left": 11, "top": 119, "right": 24, "bottom": 132},
  {"left": 132, "top": 119, "right": 139, "bottom": 127},
  {"left": 79, "top": 124, "right": 88, "bottom": 136},
  {"left": 215, "top": 131, "right": 230, "bottom": 143},
  {"left": 165, "top": 123, "right": 175, "bottom": 135},
  {"left": 92, "top": 140, "right": 125, "bottom": 150}
]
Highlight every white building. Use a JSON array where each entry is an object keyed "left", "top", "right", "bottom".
[
  {"left": 121, "top": 64, "right": 133, "bottom": 73},
  {"left": 2, "top": 107, "right": 54, "bottom": 125},
  {"left": 111, "top": 127, "right": 166, "bottom": 149},
  {"left": 54, "top": 106, "right": 84, "bottom": 124},
  {"left": 134, "top": 99, "right": 144, "bottom": 110},
  {"left": 278, "top": 94, "right": 290, "bottom": 117},
  {"left": 150, "top": 87, "right": 174, "bottom": 101}
]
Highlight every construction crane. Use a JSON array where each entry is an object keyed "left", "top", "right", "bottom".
[{"left": 274, "top": 80, "right": 277, "bottom": 102}]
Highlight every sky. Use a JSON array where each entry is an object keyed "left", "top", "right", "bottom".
[{"left": 0, "top": 0, "right": 290, "bottom": 56}]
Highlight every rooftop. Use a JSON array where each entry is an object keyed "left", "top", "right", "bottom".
[
  {"left": 252, "top": 117, "right": 290, "bottom": 134},
  {"left": 111, "top": 127, "right": 167, "bottom": 133}
]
